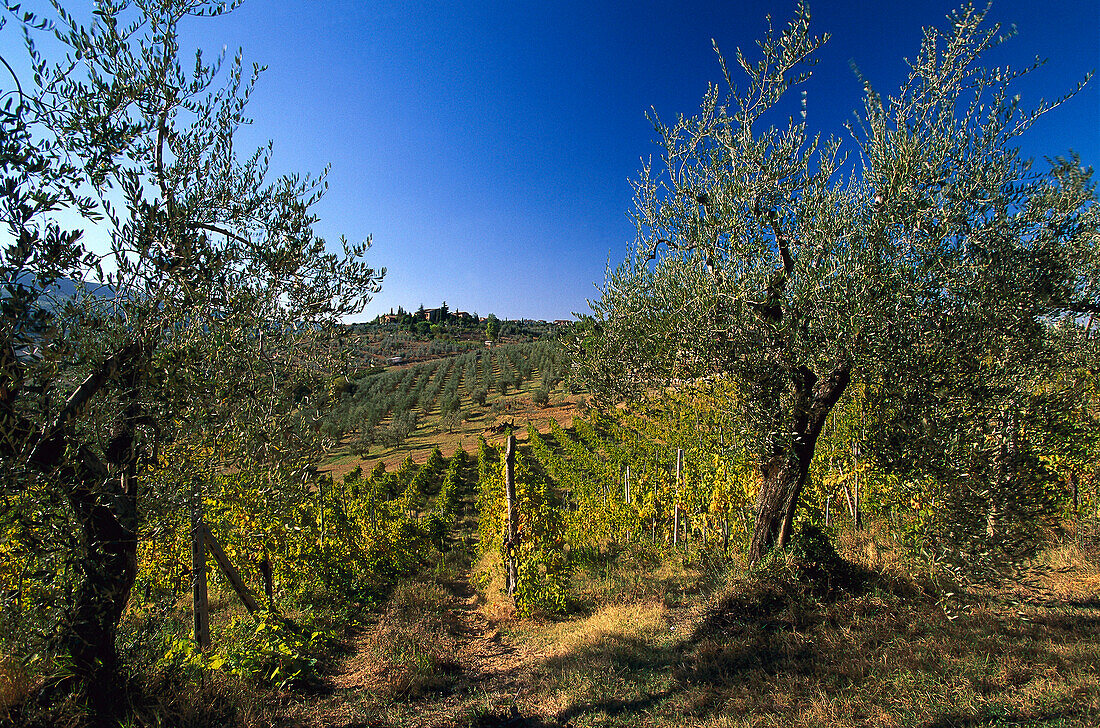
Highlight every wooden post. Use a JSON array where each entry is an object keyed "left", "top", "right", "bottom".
[
  {"left": 504, "top": 432, "right": 518, "bottom": 600},
  {"left": 722, "top": 517, "right": 729, "bottom": 555},
  {"left": 673, "top": 448, "right": 682, "bottom": 548},
  {"left": 191, "top": 522, "right": 210, "bottom": 652},
  {"left": 624, "top": 464, "right": 631, "bottom": 504},
  {"left": 652, "top": 455, "right": 660, "bottom": 543},
  {"left": 842, "top": 483, "right": 855, "bottom": 517},
  {"left": 259, "top": 545, "right": 274, "bottom": 601},
  {"left": 202, "top": 525, "right": 263, "bottom": 615},
  {"left": 191, "top": 474, "right": 210, "bottom": 652},
  {"left": 852, "top": 441, "right": 863, "bottom": 530},
  {"left": 318, "top": 474, "right": 326, "bottom": 548}
]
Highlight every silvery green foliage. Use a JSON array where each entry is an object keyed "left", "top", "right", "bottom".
[
  {"left": 0, "top": 0, "right": 382, "bottom": 684},
  {"left": 585, "top": 2, "right": 1096, "bottom": 458},
  {"left": 3, "top": 0, "right": 385, "bottom": 465}
]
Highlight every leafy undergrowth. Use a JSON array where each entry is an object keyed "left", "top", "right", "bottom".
[{"left": 0, "top": 667, "right": 291, "bottom": 728}]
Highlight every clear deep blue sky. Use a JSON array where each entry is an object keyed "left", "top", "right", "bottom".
[{"left": 4, "top": 1, "right": 1098, "bottom": 320}]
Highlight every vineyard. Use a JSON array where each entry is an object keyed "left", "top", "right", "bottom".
[
  {"left": 4, "top": 349, "right": 1100, "bottom": 726},
  {"left": 471, "top": 386, "right": 1100, "bottom": 617},
  {"left": 3, "top": 0, "right": 1100, "bottom": 726}
]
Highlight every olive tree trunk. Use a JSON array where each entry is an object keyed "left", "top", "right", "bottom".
[
  {"left": 63, "top": 462, "right": 139, "bottom": 700},
  {"left": 22, "top": 343, "right": 147, "bottom": 705},
  {"left": 748, "top": 364, "right": 850, "bottom": 565}
]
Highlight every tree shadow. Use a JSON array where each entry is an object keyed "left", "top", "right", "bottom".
[{"left": 532, "top": 556, "right": 1100, "bottom": 726}]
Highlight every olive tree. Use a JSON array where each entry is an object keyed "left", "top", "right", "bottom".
[
  {"left": 580, "top": 3, "right": 1096, "bottom": 564},
  {"left": 0, "top": 0, "right": 381, "bottom": 701}
]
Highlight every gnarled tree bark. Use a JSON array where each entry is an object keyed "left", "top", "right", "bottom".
[
  {"left": 748, "top": 364, "right": 850, "bottom": 565},
  {"left": 9, "top": 339, "right": 150, "bottom": 705}
]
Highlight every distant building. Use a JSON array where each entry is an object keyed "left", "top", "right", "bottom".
[{"left": 420, "top": 307, "right": 445, "bottom": 323}]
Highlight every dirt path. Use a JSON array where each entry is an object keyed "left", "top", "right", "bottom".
[{"left": 302, "top": 568, "right": 543, "bottom": 728}]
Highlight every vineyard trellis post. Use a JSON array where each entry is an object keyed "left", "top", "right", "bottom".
[
  {"left": 504, "top": 431, "right": 518, "bottom": 600},
  {"left": 852, "top": 441, "right": 863, "bottom": 530},
  {"left": 259, "top": 545, "right": 274, "bottom": 600},
  {"left": 1071, "top": 473, "right": 1079, "bottom": 514},
  {"left": 319, "top": 474, "right": 326, "bottom": 547},
  {"left": 674, "top": 448, "right": 682, "bottom": 548},
  {"left": 628, "top": 464, "right": 634, "bottom": 541},
  {"left": 201, "top": 525, "right": 263, "bottom": 615},
  {"left": 190, "top": 470, "right": 270, "bottom": 650},
  {"left": 191, "top": 528, "right": 210, "bottom": 652},
  {"left": 191, "top": 474, "right": 211, "bottom": 652},
  {"left": 652, "top": 454, "right": 660, "bottom": 543}
]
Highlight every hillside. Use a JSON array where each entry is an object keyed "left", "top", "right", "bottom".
[{"left": 5, "top": 342, "right": 1100, "bottom": 727}]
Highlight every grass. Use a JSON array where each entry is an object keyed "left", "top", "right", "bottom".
[
  {"left": 358, "top": 579, "right": 461, "bottom": 699},
  {"left": 482, "top": 535, "right": 1100, "bottom": 728},
  {"left": 7, "top": 525, "right": 1098, "bottom": 727},
  {"left": 0, "top": 660, "right": 290, "bottom": 728},
  {"left": 0, "top": 658, "right": 33, "bottom": 716}
]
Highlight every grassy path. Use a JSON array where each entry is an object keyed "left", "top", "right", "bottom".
[
  {"left": 309, "top": 571, "right": 538, "bottom": 728},
  {"left": 299, "top": 452, "right": 545, "bottom": 728},
  {"left": 292, "top": 448, "right": 1100, "bottom": 728}
]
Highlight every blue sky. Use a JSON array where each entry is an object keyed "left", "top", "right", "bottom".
[{"left": 3, "top": 1, "right": 1097, "bottom": 321}]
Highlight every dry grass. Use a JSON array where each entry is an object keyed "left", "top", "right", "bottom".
[
  {"left": 356, "top": 580, "right": 461, "bottom": 699},
  {"left": 1040, "top": 542, "right": 1100, "bottom": 601},
  {"left": 523, "top": 601, "right": 669, "bottom": 661},
  {"left": 471, "top": 550, "right": 519, "bottom": 623},
  {"left": 568, "top": 546, "right": 715, "bottom": 613},
  {"left": 506, "top": 538, "right": 1100, "bottom": 727},
  {"left": 17, "top": 535, "right": 1082, "bottom": 728},
  {"left": 0, "top": 658, "right": 34, "bottom": 715}
]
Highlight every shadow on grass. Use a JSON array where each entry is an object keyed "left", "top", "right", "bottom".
[
  {"left": 542, "top": 633, "right": 682, "bottom": 725},
  {"left": 921, "top": 706, "right": 1093, "bottom": 728},
  {"left": 534, "top": 555, "right": 1100, "bottom": 727}
]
